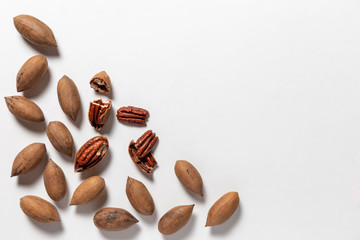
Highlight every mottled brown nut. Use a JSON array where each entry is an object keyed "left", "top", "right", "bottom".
[
  {"left": 16, "top": 55, "right": 48, "bottom": 92},
  {"left": 129, "top": 130, "right": 158, "bottom": 175},
  {"left": 70, "top": 176, "right": 105, "bottom": 205},
  {"left": 90, "top": 71, "right": 111, "bottom": 93},
  {"left": 158, "top": 204, "right": 195, "bottom": 235},
  {"left": 94, "top": 208, "right": 139, "bottom": 231},
  {"left": 116, "top": 106, "right": 149, "bottom": 125},
  {"left": 46, "top": 121, "right": 74, "bottom": 156},
  {"left": 44, "top": 160, "right": 66, "bottom": 201},
  {"left": 88, "top": 99, "right": 112, "bottom": 130},
  {"left": 57, "top": 75, "right": 80, "bottom": 121},
  {"left": 11, "top": 143, "right": 46, "bottom": 177},
  {"left": 175, "top": 160, "right": 203, "bottom": 196},
  {"left": 13, "top": 14, "right": 57, "bottom": 47},
  {"left": 20, "top": 195, "right": 60, "bottom": 223},
  {"left": 126, "top": 177, "right": 155, "bottom": 215},
  {"left": 205, "top": 192, "right": 239, "bottom": 227},
  {"left": 74, "top": 136, "right": 109, "bottom": 172},
  {"left": 5, "top": 96, "right": 44, "bottom": 122}
]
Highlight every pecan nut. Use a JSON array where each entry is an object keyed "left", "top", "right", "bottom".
[
  {"left": 129, "top": 130, "right": 158, "bottom": 175},
  {"left": 89, "top": 99, "right": 112, "bottom": 130},
  {"left": 117, "top": 106, "right": 149, "bottom": 125},
  {"left": 90, "top": 71, "right": 110, "bottom": 93},
  {"left": 75, "top": 136, "right": 109, "bottom": 172},
  {"left": 90, "top": 71, "right": 111, "bottom": 93}
]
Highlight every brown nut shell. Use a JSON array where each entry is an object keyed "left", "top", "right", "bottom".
[
  {"left": 126, "top": 177, "right": 155, "bottom": 215},
  {"left": 175, "top": 160, "right": 203, "bottom": 196},
  {"left": 11, "top": 143, "right": 46, "bottom": 177},
  {"left": 46, "top": 121, "right": 74, "bottom": 156},
  {"left": 57, "top": 75, "right": 80, "bottom": 121},
  {"left": 74, "top": 136, "right": 109, "bottom": 172},
  {"left": 16, "top": 55, "right": 48, "bottom": 92},
  {"left": 90, "top": 71, "right": 111, "bottom": 93},
  {"left": 70, "top": 176, "right": 105, "bottom": 205},
  {"left": 20, "top": 195, "right": 60, "bottom": 223},
  {"left": 93, "top": 208, "right": 139, "bottom": 231},
  {"left": 5, "top": 96, "right": 44, "bottom": 122},
  {"left": 13, "top": 14, "right": 57, "bottom": 47},
  {"left": 44, "top": 160, "right": 66, "bottom": 201},
  {"left": 205, "top": 192, "right": 239, "bottom": 227},
  {"left": 158, "top": 204, "right": 195, "bottom": 235}
]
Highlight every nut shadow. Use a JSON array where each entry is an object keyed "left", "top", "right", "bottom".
[
  {"left": 58, "top": 151, "right": 74, "bottom": 163},
  {"left": 99, "top": 224, "right": 141, "bottom": 239},
  {"left": 98, "top": 107, "right": 115, "bottom": 135},
  {"left": 23, "top": 69, "right": 51, "bottom": 98},
  {"left": 21, "top": 37, "right": 60, "bottom": 57},
  {"left": 209, "top": 203, "right": 241, "bottom": 236},
  {"left": 73, "top": 97, "right": 84, "bottom": 129},
  {"left": 117, "top": 121, "right": 148, "bottom": 128},
  {"left": 27, "top": 218, "right": 64, "bottom": 233},
  {"left": 162, "top": 214, "right": 197, "bottom": 240},
  {"left": 179, "top": 183, "right": 205, "bottom": 203},
  {"left": 142, "top": 168, "right": 155, "bottom": 182},
  {"left": 16, "top": 154, "right": 48, "bottom": 185},
  {"left": 79, "top": 149, "right": 112, "bottom": 180},
  {"left": 14, "top": 117, "right": 46, "bottom": 133},
  {"left": 74, "top": 188, "right": 108, "bottom": 214},
  {"left": 137, "top": 208, "right": 158, "bottom": 225}
]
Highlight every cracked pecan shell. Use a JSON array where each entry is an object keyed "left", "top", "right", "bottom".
[
  {"left": 88, "top": 99, "right": 112, "bottom": 130},
  {"left": 117, "top": 106, "right": 149, "bottom": 125},
  {"left": 74, "top": 136, "right": 109, "bottom": 172},
  {"left": 90, "top": 71, "right": 111, "bottom": 93},
  {"left": 129, "top": 130, "right": 158, "bottom": 175}
]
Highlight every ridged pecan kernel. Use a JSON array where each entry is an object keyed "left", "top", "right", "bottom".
[
  {"left": 74, "top": 136, "right": 109, "bottom": 172},
  {"left": 117, "top": 106, "right": 149, "bottom": 125},
  {"left": 88, "top": 99, "right": 112, "bottom": 130},
  {"left": 129, "top": 130, "right": 158, "bottom": 175}
]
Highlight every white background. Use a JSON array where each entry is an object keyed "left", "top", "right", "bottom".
[{"left": 1, "top": 0, "right": 360, "bottom": 239}]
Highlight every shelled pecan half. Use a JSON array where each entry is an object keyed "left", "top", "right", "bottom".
[
  {"left": 90, "top": 71, "right": 111, "bottom": 93},
  {"left": 117, "top": 106, "right": 149, "bottom": 125},
  {"left": 129, "top": 130, "right": 158, "bottom": 175},
  {"left": 75, "top": 136, "right": 109, "bottom": 172},
  {"left": 89, "top": 99, "right": 112, "bottom": 130}
]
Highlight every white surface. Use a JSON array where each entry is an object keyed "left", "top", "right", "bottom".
[{"left": 1, "top": 0, "right": 360, "bottom": 239}]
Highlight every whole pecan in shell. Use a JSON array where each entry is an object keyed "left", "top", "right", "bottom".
[
  {"left": 129, "top": 130, "right": 158, "bottom": 175},
  {"left": 88, "top": 99, "right": 112, "bottom": 130},
  {"left": 117, "top": 106, "right": 149, "bottom": 125},
  {"left": 74, "top": 136, "right": 109, "bottom": 172}
]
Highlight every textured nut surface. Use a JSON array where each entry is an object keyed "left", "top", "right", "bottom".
[
  {"left": 158, "top": 204, "right": 195, "bottom": 235},
  {"left": 44, "top": 160, "right": 66, "bottom": 201},
  {"left": 175, "top": 160, "right": 203, "bottom": 196},
  {"left": 20, "top": 195, "right": 60, "bottom": 223},
  {"left": 205, "top": 192, "right": 239, "bottom": 227},
  {"left": 13, "top": 14, "right": 57, "bottom": 47},
  {"left": 70, "top": 176, "right": 105, "bottom": 205},
  {"left": 117, "top": 106, "right": 149, "bottom": 125},
  {"left": 90, "top": 71, "right": 111, "bottom": 93},
  {"left": 16, "top": 55, "right": 48, "bottom": 92},
  {"left": 4, "top": 96, "right": 44, "bottom": 122},
  {"left": 57, "top": 75, "right": 80, "bottom": 121},
  {"left": 126, "top": 177, "right": 155, "bottom": 215},
  {"left": 88, "top": 99, "right": 112, "bottom": 130},
  {"left": 11, "top": 143, "right": 46, "bottom": 177},
  {"left": 128, "top": 130, "right": 158, "bottom": 175},
  {"left": 74, "top": 136, "right": 109, "bottom": 172},
  {"left": 94, "top": 208, "right": 139, "bottom": 231},
  {"left": 46, "top": 121, "right": 74, "bottom": 156}
]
